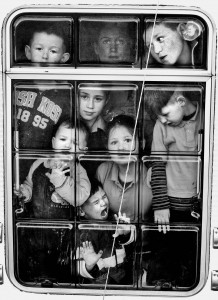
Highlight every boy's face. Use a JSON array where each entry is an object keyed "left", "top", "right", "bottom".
[
  {"left": 94, "top": 26, "right": 131, "bottom": 63},
  {"left": 158, "top": 94, "right": 185, "bottom": 126},
  {"left": 52, "top": 125, "right": 87, "bottom": 151},
  {"left": 81, "top": 187, "right": 109, "bottom": 220},
  {"left": 25, "top": 32, "right": 69, "bottom": 63},
  {"left": 145, "top": 24, "right": 184, "bottom": 65},
  {"left": 79, "top": 89, "right": 107, "bottom": 122}
]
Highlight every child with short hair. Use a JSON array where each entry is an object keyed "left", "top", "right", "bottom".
[
  {"left": 25, "top": 22, "right": 70, "bottom": 64},
  {"left": 15, "top": 117, "right": 91, "bottom": 219},
  {"left": 145, "top": 20, "right": 203, "bottom": 66},
  {"left": 144, "top": 88, "right": 202, "bottom": 233},
  {"left": 76, "top": 178, "right": 135, "bottom": 284}
]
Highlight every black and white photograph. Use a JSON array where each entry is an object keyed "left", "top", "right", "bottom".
[{"left": 0, "top": 1, "right": 217, "bottom": 300}]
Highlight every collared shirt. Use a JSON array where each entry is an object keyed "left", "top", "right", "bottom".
[
  {"left": 151, "top": 104, "right": 201, "bottom": 199},
  {"left": 96, "top": 161, "right": 152, "bottom": 221},
  {"left": 90, "top": 115, "right": 106, "bottom": 133}
]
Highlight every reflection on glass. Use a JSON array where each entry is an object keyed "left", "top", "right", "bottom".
[
  {"left": 140, "top": 226, "right": 199, "bottom": 290},
  {"left": 16, "top": 223, "right": 73, "bottom": 285}
]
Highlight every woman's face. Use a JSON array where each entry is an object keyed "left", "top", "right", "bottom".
[
  {"left": 145, "top": 24, "right": 185, "bottom": 65},
  {"left": 94, "top": 26, "right": 131, "bottom": 63},
  {"left": 79, "top": 89, "right": 107, "bottom": 124},
  {"left": 108, "top": 125, "right": 138, "bottom": 164}
]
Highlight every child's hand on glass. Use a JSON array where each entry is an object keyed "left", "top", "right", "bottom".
[
  {"left": 80, "top": 241, "right": 103, "bottom": 271},
  {"left": 113, "top": 212, "right": 131, "bottom": 237},
  {"left": 47, "top": 159, "right": 69, "bottom": 170},
  {"left": 46, "top": 160, "right": 70, "bottom": 187},
  {"left": 13, "top": 184, "right": 31, "bottom": 202},
  {"left": 154, "top": 208, "right": 170, "bottom": 234}
]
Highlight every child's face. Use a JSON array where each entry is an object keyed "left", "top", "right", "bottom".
[
  {"left": 108, "top": 125, "right": 138, "bottom": 152},
  {"left": 25, "top": 32, "right": 69, "bottom": 63},
  {"left": 158, "top": 94, "right": 185, "bottom": 126},
  {"left": 81, "top": 187, "right": 109, "bottom": 220},
  {"left": 94, "top": 26, "right": 131, "bottom": 63},
  {"left": 108, "top": 125, "right": 138, "bottom": 164},
  {"left": 52, "top": 125, "right": 87, "bottom": 151},
  {"left": 145, "top": 24, "right": 184, "bottom": 65},
  {"left": 79, "top": 89, "right": 107, "bottom": 123}
]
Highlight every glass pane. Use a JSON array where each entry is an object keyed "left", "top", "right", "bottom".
[
  {"left": 144, "top": 17, "right": 206, "bottom": 68},
  {"left": 77, "top": 83, "right": 139, "bottom": 151},
  {"left": 142, "top": 156, "right": 202, "bottom": 223},
  {"left": 16, "top": 222, "right": 74, "bottom": 286},
  {"left": 13, "top": 154, "right": 76, "bottom": 220},
  {"left": 139, "top": 225, "right": 200, "bottom": 290},
  {"left": 79, "top": 155, "right": 141, "bottom": 222},
  {"left": 143, "top": 84, "right": 204, "bottom": 155},
  {"left": 13, "top": 16, "right": 73, "bottom": 66},
  {"left": 13, "top": 81, "right": 73, "bottom": 150},
  {"left": 76, "top": 224, "right": 136, "bottom": 287},
  {"left": 78, "top": 16, "right": 139, "bottom": 66}
]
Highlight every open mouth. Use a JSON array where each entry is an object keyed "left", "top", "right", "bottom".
[{"left": 101, "top": 207, "right": 108, "bottom": 218}]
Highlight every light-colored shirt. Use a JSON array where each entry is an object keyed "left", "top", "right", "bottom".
[
  {"left": 96, "top": 161, "right": 152, "bottom": 221},
  {"left": 22, "top": 159, "right": 91, "bottom": 206},
  {"left": 151, "top": 104, "right": 201, "bottom": 199}
]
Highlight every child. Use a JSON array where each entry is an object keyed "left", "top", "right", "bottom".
[
  {"left": 14, "top": 117, "right": 91, "bottom": 219},
  {"left": 78, "top": 85, "right": 109, "bottom": 180},
  {"left": 15, "top": 82, "right": 72, "bottom": 151},
  {"left": 145, "top": 20, "right": 203, "bottom": 66},
  {"left": 76, "top": 178, "right": 135, "bottom": 285},
  {"left": 144, "top": 88, "right": 202, "bottom": 233},
  {"left": 94, "top": 22, "right": 134, "bottom": 63},
  {"left": 96, "top": 115, "right": 152, "bottom": 222},
  {"left": 78, "top": 86, "right": 109, "bottom": 150},
  {"left": 25, "top": 22, "right": 70, "bottom": 64},
  {"left": 16, "top": 23, "right": 70, "bottom": 152}
]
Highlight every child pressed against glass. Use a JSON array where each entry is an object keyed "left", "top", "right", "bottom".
[
  {"left": 76, "top": 178, "right": 135, "bottom": 284},
  {"left": 144, "top": 88, "right": 202, "bottom": 233},
  {"left": 96, "top": 115, "right": 152, "bottom": 221},
  {"left": 79, "top": 86, "right": 109, "bottom": 150},
  {"left": 94, "top": 23, "right": 134, "bottom": 63},
  {"left": 14, "top": 118, "right": 91, "bottom": 219},
  {"left": 25, "top": 22, "right": 70, "bottom": 64},
  {"left": 145, "top": 20, "right": 202, "bottom": 66}
]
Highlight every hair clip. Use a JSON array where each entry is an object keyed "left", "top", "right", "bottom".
[{"left": 178, "top": 21, "right": 202, "bottom": 41}]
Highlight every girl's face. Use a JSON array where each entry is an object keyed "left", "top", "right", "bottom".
[
  {"left": 108, "top": 125, "right": 138, "bottom": 164},
  {"left": 94, "top": 26, "right": 131, "bottom": 63},
  {"left": 79, "top": 89, "right": 107, "bottom": 125}
]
